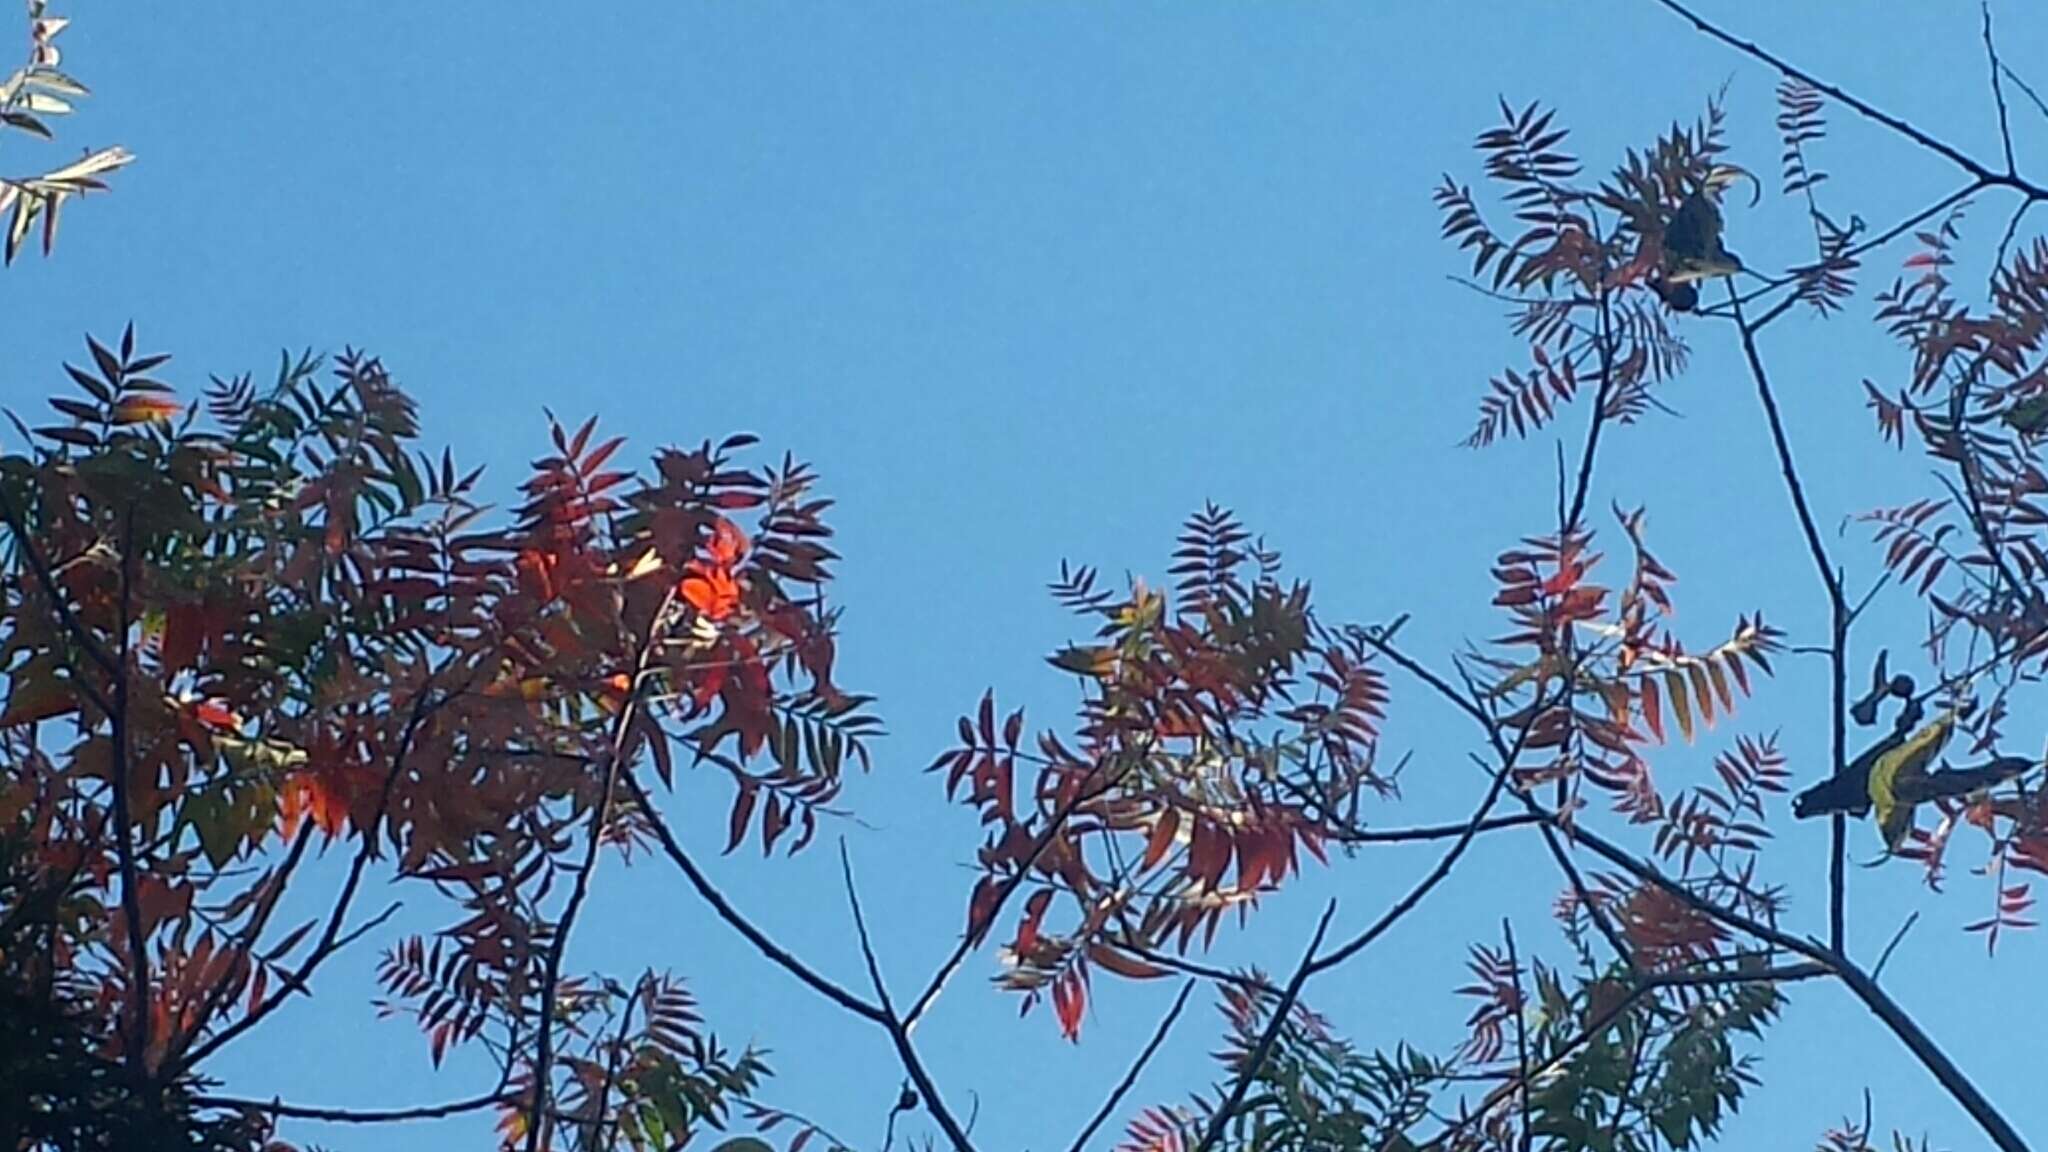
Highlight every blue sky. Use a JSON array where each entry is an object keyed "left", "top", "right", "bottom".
[{"left": 8, "top": 2, "right": 2048, "bottom": 1148}]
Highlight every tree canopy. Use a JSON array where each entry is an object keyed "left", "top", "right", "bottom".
[{"left": 5, "top": 3, "right": 2048, "bottom": 1152}]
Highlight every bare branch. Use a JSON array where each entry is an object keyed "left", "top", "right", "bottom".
[
  {"left": 2001, "top": 62, "right": 2048, "bottom": 126},
  {"left": 1654, "top": 0, "right": 2035, "bottom": 193},
  {"left": 1727, "top": 287, "right": 1852, "bottom": 954},
  {"left": 1872, "top": 911, "right": 1921, "bottom": 983},
  {"left": 194, "top": 1088, "right": 512, "bottom": 1124},
  {"left": 622, "top": 768, "right": 884, "bottom": 1023},
  {"left": 1308, "top": 718, "right": 1532, "bottom": 975},
  {"left": 1984, "top": 2, "right": 2017, "bottom": 177},
  {"left": 1066, "top": 981, "right": 1198, "bottom": 1152},
  {"left": 1324, "top": 811, "right": 1546, "bottom": 844},
  {"left": 841, "top": 841, "right": 979, "bottom": 1152}
]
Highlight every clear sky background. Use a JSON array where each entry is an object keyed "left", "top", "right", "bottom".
[{"left": 7, "top": 2, "right": 2048, "bottom": 1149}]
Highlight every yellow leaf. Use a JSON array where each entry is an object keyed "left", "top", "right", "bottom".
[
  {"left": 623, "top": 547, "right": 664, "bottom": 580},
  {"left": 110, "top": 393, "right": 181, "bottom": 425}
]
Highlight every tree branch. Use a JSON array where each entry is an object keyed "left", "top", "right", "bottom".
[
  {"left": 902, "top": 761, "right": 1125, "bottom": 1032},
  {"left": 1191, "top": 901, "right": 1337, "bottom": 1152},
  {"left": 1066, "top": 980, "right": 1197, "bottom": 1152},
  {"left": 1654, "top": 0, "right": 2038, "bottom": 193},
  {"left": 1324, "top": 811, "right": 1547, "bottom": 844},
  {"left": 526, "top": 590, "right": 675, "bottom": 1151},
  {"left": 1308, "top": 718, "right": 1532, "bottom": 975},
  {"left": 621, "top": 767, "right": 885, "bottom": 1022},
  {"left": 172, "top": 821, "right": 318, "bottom": 1065},
  {"left": 1728, "top": 288, "right": 1852, "bottom": 955},
  {"left": 195, "top": 1087, "right": 512, "bottom": 1124},
  {"left": 177, "top": 672, "right": 450, "bottom": 1073},
  {"left": 1419, "top": 962, "right": 1828, "bottom": 1151},
  {"left": 1983, "top": 2, "right": 2017, "bottom": 178},
  {"left": 840, "top": 841, "right": 978, "bottom": 1152},
  {"left": 1501, "top": 919, "right": 1532, "bottom": 1152}
]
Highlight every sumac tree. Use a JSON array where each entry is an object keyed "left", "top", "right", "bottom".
[{"left": 6, "top": 3, "right": 2048, "bottom": 1152}]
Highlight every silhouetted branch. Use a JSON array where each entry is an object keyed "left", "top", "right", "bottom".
[
  {"left": 1726, "top": 289, "right": 1853, "bottom": 954},
  {"left": 195, "top": 1087, "right": 513, "bottom": 1123},
  {"left": 1366, "top": 624, "right": 2031, "bottom": 1152},
  {"left": 1501, "top": 919, "right": 1532, "bottom": 1152},
  {"left": 841, "top": 841, "right": 978, "bottom": 1152},
  {"left": 2002, "top": 63, "right": 2048, "bottom": 126},
  {"left": 621, "top": 768, "right": 884, "bottom": 1023},
  {"left": 1324, "top": 811, "right": 1547, "bottom": 843},
  {"left": 1654, "top": 0, "right": 2038, "bottom": 194},
  {"left": 1418, "top": 962, "right": 1828, "bottom": 1151},
  {"left": 1983, "top": 3, "right": 2016, "bottom": 177},
  {"left": 1066, "top": 980, "right": 1197, "bottom": 1152}
]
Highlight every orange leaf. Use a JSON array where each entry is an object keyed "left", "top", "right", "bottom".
[{"left": 680, "top": 565, "right": 740, "bottom": 621}]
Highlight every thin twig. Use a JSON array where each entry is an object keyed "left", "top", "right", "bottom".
[
  {"left": 1605, "top": 1015, "right": 1652, "bottom": 1151},
  {"left": 1728, "top": 287, "right": 1852, "bottom": 955},
  {"left": 1536, "top": 821, "right": 1635, "bottom": 967},
  {"left": 194, "top": 1088, "right": 513, "bottom": 1123},
  {"left": 1191, "top": 902, "right": 1338, "bottom": 1152},
  {"left": 1308, "top": 718, "right": 1532, "bottom": 975},
  {"left": 1984, "top": 2, "right": 2017, "bottom": 177},
  {"left": 2002, "top": 62, "right": 2048, "bottom": 125},
  {"left": 623, "top": 769, "right": 883, "bottom": 1021},
  {"left": 1872, "top": 911, "right": 1920, "bottom": 983},
  {"left": 840, "top": 841, "right": 978, "bottom": 1152},
  {"left": 590, "top": 976, "right": 645, "bottom": 1148},
  {"left": 173, "top": 821, "right": 317, "bottom": 1063},
  {"left": 1501, "top": 919, "right": 1532, "bottom": 1152},
  {"left": 110, "top": 504, "right": 147, "bottom": 1079},
  {"left": 1066, "top": 981, "right": 1197, "bottom": 1152},
  {"left": 1654, "top": 0, "right": 2035, "bottom": 192},
  {"left": 1324, "top": 811, "right": 1546, "bottom": 844},
  {"left": 1993, "top": 198, "right": 2032, "bottom": 290},
  {"left": 1564, "top": 291, "right": 1618, "bottom": 532}
]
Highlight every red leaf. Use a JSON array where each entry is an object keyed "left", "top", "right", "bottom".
[
  {"left": 1052, "top": 968, "right": 1087, "bottom": 1041},
  {"left": 761, "top": 793, "right": 789, "bottom": 856},
  {"left": 726, "top": 780, "right": 759, "bottom": 854},
  {"left": 1141, "top": 808, "right": 1181, "bottom": 871},
  {"left": 1086, "top": 942, "right": 1170, "bottom": 980},
  {"left": 1015, "top": 888, "right": 1053, "bottom": 954}
]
